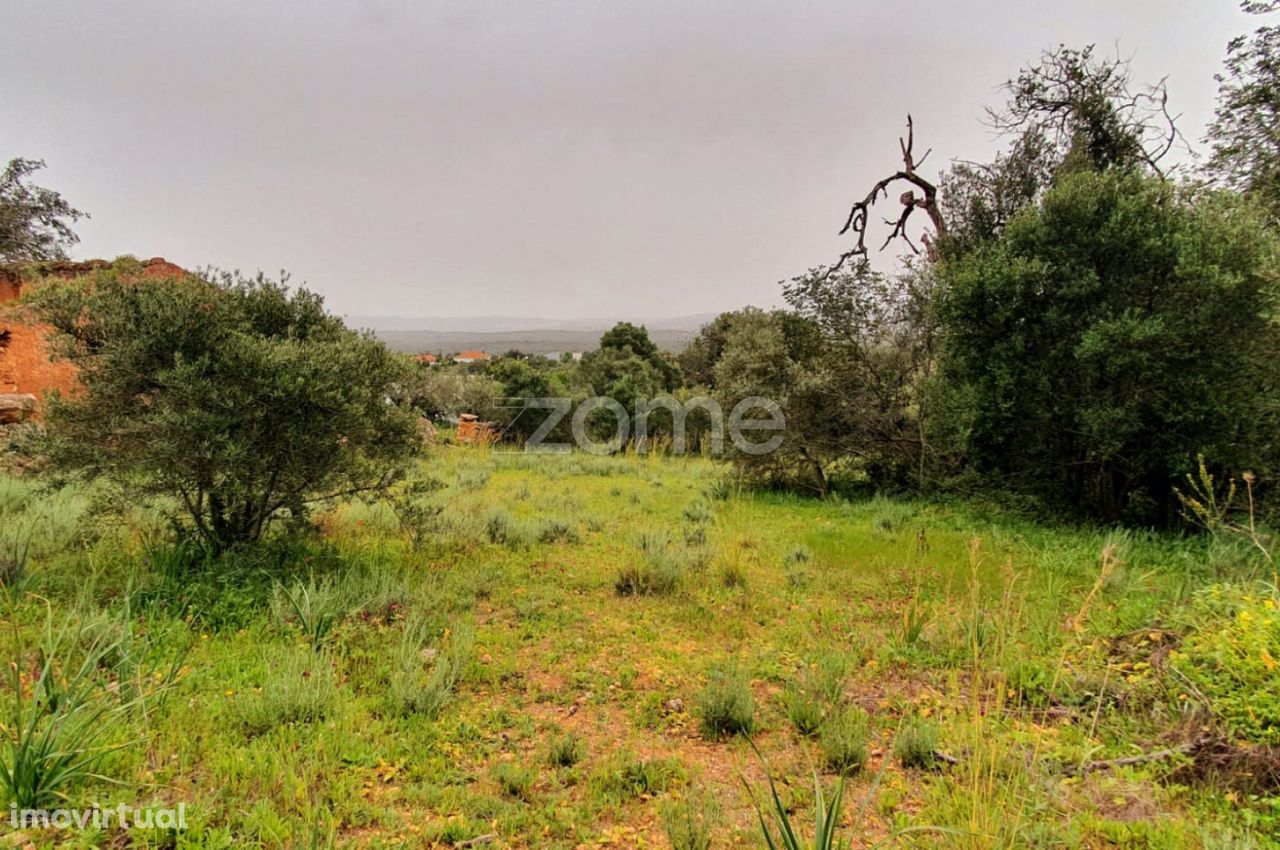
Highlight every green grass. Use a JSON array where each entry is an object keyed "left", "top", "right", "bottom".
[
  {"left": 0, "top": 445, "right": 1276, "bottom": 847},
  {"left": 695, "top": 662, "right": 756, "bottom": 740}
]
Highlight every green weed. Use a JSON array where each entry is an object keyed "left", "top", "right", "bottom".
[
  {"left": 696, "top": 663, "right": 755, "bottom": 740},
  {"left": 819, "top": 707, "right": 869, "bottom": 775},
  {"left": 492, "top": 761, "right": 535, "bottom": 800},
  {"left": 894, "top": 718, "right": 941, "bottom": 769},
  {"left": 661, "top": 789, "right": 716, "bottom": 850},
  {"left": 546, "top": 732, "right": 585, "bottom": 768},
  {"left": 236, "top": 646, "right": 338, "bottom": 735}
]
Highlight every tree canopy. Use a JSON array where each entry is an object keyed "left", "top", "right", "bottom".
[
  {"left": 0, "top": 158, "right": 86, "bottom": 263},
  {"left": 936, "top": 170, "right": 1280, "bottom": 521},
  {"left": 27, "top": 266, "right": 419, "bottom": 551}
]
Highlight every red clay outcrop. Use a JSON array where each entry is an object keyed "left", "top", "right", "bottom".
[{"left": 0, "top": 257, "right": 187, "bottom": 407}]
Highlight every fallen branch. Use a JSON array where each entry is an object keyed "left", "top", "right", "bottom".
[{"left": 1065, "top": 740, "right": 1202, "bottom": 776}]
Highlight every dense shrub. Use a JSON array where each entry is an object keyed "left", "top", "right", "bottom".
[
  {"left": 26, "top": 267, "right": 419, "bottom": 552},
  {"left": 935, "top": 172, "right": 1280, "bottom": 522}
]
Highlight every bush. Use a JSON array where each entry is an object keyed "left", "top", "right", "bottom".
[
  {"left": 27, "top": 269, "right": 419, "bottom": 552},
  {"left": 696, "top": 663, "right": 755, "bottom": 740},
  {"left": 819, "top": 708, "right": 869, "bottom": 775}
]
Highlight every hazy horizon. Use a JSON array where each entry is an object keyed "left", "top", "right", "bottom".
[{"left": 3, "top": 1, "right": 1250, "bottom": 321}]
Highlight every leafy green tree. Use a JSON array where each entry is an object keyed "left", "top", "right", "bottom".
[
  {"left": 577, "top": 323, "right": 681, "bottom": 445},
  {"left": 1207, "top": 1, "right": 1280, "bottom": 219},
  {"left": 589, "top": 322, "right": 681, "bottom": 392},
  {"left": 678, "top": 310, "right": 741, "bottom": 389},
  {"left": 939, "top": 130, "right": 1056, "bottom": 257},
  {"left": 936, "top": 170, "right": 1280, "bottom": 522},
  {"left": 400, "top": 366, "right": 499, "bottom": 421},
  {"left": 711, "top": 309, "right": 852, "bottom": 494},
  {"left": 486, "top": 357, "right": 558, "bottom": 441},
  {"left": 0, "top": 158, "right": 87, "bottom": 262},
  {"left": 782, "top": 262, "right": 934, "bottom": 490},
  {"left": 28, "top": 266, "right": 419, "bottom": 551}
]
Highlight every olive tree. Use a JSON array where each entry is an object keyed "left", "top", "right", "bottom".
[
  {"left": 27, "top": 266, "right": 420, "bottom": 551},
  {"left": 0, "top": 158, "right": 86, "bottom": 263}
]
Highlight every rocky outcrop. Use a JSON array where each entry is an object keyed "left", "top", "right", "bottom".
[{"left": 0, "top": 393, "right": 38, "bottom": 423}]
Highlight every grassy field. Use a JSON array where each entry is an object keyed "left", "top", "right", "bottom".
[{"left": 1, "top": 447, "right": 1278, "bottom": 848}]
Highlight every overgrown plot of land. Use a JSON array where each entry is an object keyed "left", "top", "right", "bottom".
[{"left": 1, "top": 449, "right": 1277, "bottom": 848}]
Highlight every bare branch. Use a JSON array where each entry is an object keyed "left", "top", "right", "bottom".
[{"left": 831, "top": 115, "right": 947, "bottom": 272}]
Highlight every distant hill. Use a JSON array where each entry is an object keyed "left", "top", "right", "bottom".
[
  {"left": 348, "top": 313, "right": 716, "bottom": 354},
  {"left": 371, "top": 327, "right": 697, "bottom": 356}
]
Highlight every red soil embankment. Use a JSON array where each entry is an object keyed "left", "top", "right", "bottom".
[{"left": 0, "top": 257, "right": 187, "bottom": 403}]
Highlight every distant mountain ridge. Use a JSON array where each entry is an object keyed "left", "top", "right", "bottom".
[
  {"left": 347, "top": 312, "right": 718, "bottom": 355},
  {"left": 345, "top": 312, "right": 719, "bottom": 334}
]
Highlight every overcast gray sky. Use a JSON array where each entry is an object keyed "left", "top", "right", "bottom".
[{"left": 2, "top": 0, "right": 1250, "bottom": 321}]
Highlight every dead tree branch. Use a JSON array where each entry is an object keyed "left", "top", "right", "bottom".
[
  {"left": 1064, "top": 737, "right": 1211, "bottom": 776},
  {"left": 833, "top": 115, "right": 946, "bottom": 273}
]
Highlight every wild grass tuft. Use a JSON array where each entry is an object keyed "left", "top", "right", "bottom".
[
  {"left": 235, "top": 646, "right": 338, "bottom": 735},
  {"left": 271, "top": 575, "right": 345, "bottom": 650},
  {"left": 780, "top": 684, "right": 825, "bottom": 737},
  {"left": 486, "top": 508, "right": 515, "bottom": 544},
  {"left": 492, "top": 761, "right": 535, "bottom": 800},
  {"left": 537, "top": 517, "right": 580, "bottom": 544},
  {"left": 546, "top": 731, "right": 585, "bottom": 768},
  {"left": 615, "top": 532, "right": 686, "bottom": 596},
  {"left": 661, "top": 789, "right": 716, "bottom": 850},
  {"left": 683, "top": 500, "right": 713, "bottom": 525},
  {"left": 696, "top": 663, "right": 755, "bottom": 740},
  {"left": 749, "top": 747, "right": 853, "bottom": 850},
  {"left": 894, "top": 718, "right": 941, "bottom": 769},
  {"left": 1, "top": 606, "right": 169, "bottom": 808},
  {"left": 819, "top": 707, "right": 869, "bottom": 775},
  {"left": 385, "top": 618, "right": 474, "bottom": 718},
  {"left": 720, "top": 558, "right": 749, "bottom": 589},
  {"left": 591, "top": 753, "right": 685, "bottom": 802},
  {"left": 454, "top": 466, "right": 492, "bottom": 492}
]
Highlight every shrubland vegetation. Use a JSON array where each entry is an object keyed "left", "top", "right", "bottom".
[
  {"left": 1, "top": 451, "right": 1278, "bottom": 847},
  {"left": 2, "top": 3, "right": 1280, "bottom": 847}
]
